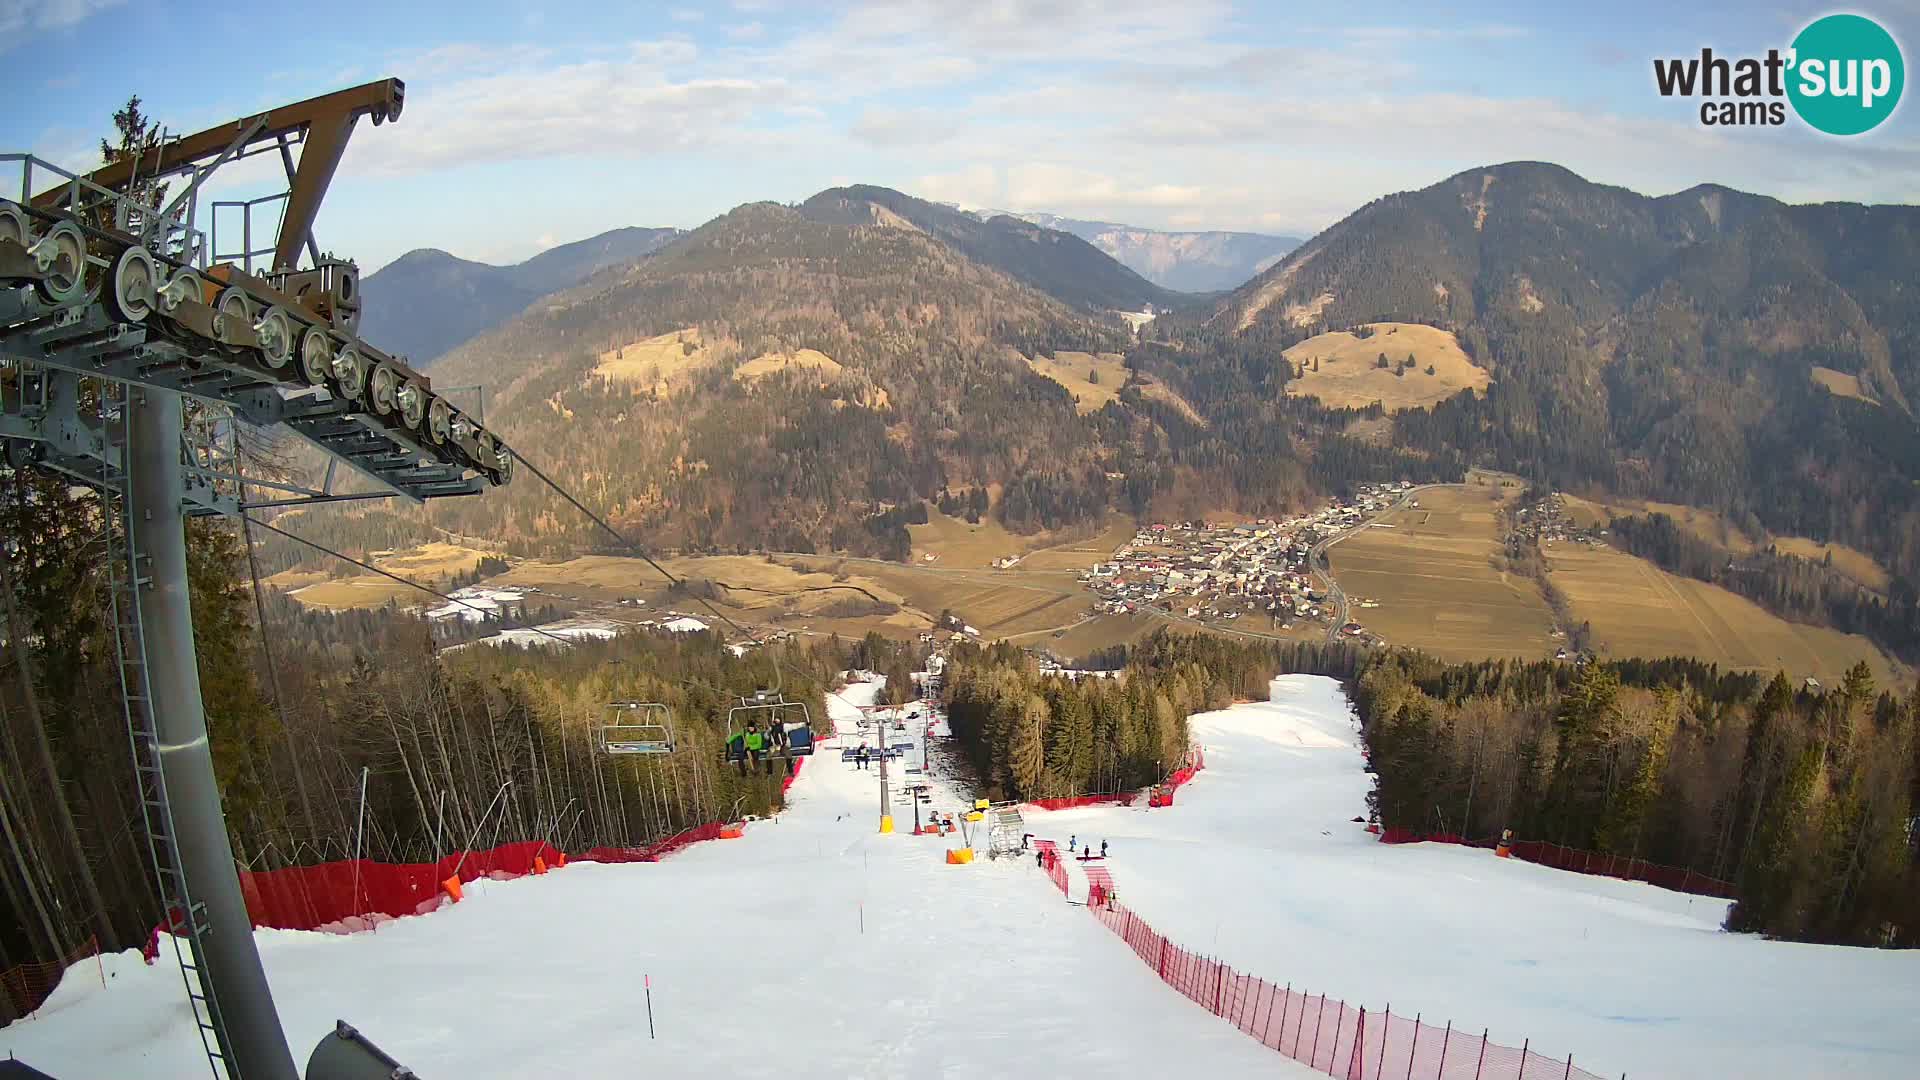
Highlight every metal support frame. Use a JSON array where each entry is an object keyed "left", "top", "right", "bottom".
[{"left": 131, "top": 388, "right": 299, "bottom": 1080}]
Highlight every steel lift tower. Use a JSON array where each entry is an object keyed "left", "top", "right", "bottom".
[{"left": 1, "top": 79, "right": 513, "bottom": 1079}]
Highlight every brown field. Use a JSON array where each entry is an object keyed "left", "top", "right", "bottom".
[
  {"left": 592, "top": 328, "right": 709, "bottom": 396},
  {"left": 1544, "top": 543, "right": 1901, "bottom": 686},
  {"left": 1009, "top": 514, "right": 1137, "bottom": 574},
  {"left": 1022, "top": 612, "right": 1167, "bottom": 657},
  {"left": 271, "top": 542, "right": 499, "bottom": 610},
  {"left": 733, "top": 348, "right": 845, "bottom": 385},
  {"left": 280, "top": 577, "right": 423, "bottom": 610},
  {"left": 1328, "top": 485, "right": 1559, "bottom": 661},
  {"left": 1810, "top": 365, "right": 1876, "bottom": 404},
  {"left": 1282, "top": 322, "right": 1488, "bottom": 412},
  {"left": 1563, "top": 494, "right": 1891, "bottom": 592},
  {"left": 1026, "top": 350, "right": 1129, "bottom": 414},
  {"left": 1561, "top": 494, "right": 1757, "bottom": 552},
  {"left": 1768, "top": 537, "right": 1891, "bottom": 592}
]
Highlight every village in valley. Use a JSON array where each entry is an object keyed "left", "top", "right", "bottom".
[{"left": 1076, "top": 481, "right": 1419, "bottom": 642}]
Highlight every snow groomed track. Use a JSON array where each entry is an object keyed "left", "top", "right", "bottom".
[
  {"left": 1029, "top": 675, "right": 1920, "bottom": 1080},
  {"left": 4, "top": 677, "right": 1308, "bottom": 1078}
]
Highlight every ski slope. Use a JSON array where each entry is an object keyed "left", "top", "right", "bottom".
[
  {"left": 1031, "top": 675, "right": 1920, "bottom": 1080},
  {"left": 4, "top": 677, "right": 1306, "bottom": 1079}
]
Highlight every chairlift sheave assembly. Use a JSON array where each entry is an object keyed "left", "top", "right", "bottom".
[{"left": 601, "top": 700, "right": 676, "bottom": 755}]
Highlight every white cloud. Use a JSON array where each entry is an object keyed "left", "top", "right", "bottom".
[
  {"left": 0, "top": 0, "right": 121, "bottom": 37},
  {"left": 726, "top": 21, "right": 766, "bottom": 41}
]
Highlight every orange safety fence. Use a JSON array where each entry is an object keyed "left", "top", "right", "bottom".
[
  {"left": 0, "top": 935, "right": 103, "bottom": 1020},
  {"left": 1085, "top": 899, "right": 1610, "bottom": 1080}
]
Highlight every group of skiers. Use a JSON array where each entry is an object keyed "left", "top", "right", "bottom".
[{"left": 1032, "top": 835, "right": 1109, "bottom": 867}]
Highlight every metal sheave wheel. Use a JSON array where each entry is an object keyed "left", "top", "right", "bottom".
[
  {"left": 254, "top": 307, "right": 294, "bottom": 369},
  {"left": 0, "top": 204, "right": 30, "bottom": 249},
  {"left": 299, "top": 327, "right": 334, "bottom": 385},
  {"left": 491, "top": 442, "right": 514, "bottom": 485},
  {"left": 331, "top": 345, "right": 366, "bottom": 401},
  {"left": 108, "top": 246, "right": 157, "bottom": 323},
  {"left": 368, "top": 363, "right": 400, "bottom": 415},
  {"left": 425, "top": 395, "right": 452, "bottom": 444},
  {"left": 396, "top": 380, "right": 427, "bottom": 429},
  {"left": 159, "top": 267, "right": 205, "bottom": 314},
  {"left": 30, "top": 221, "right": 86, "bottom": 304}
]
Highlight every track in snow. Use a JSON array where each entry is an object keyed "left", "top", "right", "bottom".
[
  {"left": 3, "top": 677, "right": 1311, "bottom": 1078},
  {"left": 1026, "top": 675, "right": 1920, "bottom": 1080}
]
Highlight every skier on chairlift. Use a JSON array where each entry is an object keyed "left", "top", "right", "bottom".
[{"left": 745, "top": 723, "right": 766, "bottom": 775}]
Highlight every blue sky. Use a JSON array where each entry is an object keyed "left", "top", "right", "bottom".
[{"left": 4, "top": 0, "right": 1917, "bottom": 272}]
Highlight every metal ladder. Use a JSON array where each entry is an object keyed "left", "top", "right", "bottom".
[{"left": 100, "top": 384, "right": 235, "bottom": 1079}]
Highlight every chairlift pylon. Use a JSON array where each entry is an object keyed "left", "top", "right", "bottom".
[
  {"left": 723, "top": 689, "right": 815, "bottom": 761},
  {"left": 601, "top": 700, "right": 676, "bottom": 755}
]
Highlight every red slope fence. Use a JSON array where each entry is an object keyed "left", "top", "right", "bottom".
[
  {"left": 154, "top": 756, "right": 818, "bottom": 952},
  {"left": 1377, "top": 829, "right": 1734, "bottom": 900},
  {"left": 1025, "top": 745, "right": 1205, "bottom": 813},
  {"left": 1087, "top": 899, "right": 1612, "bottom": 1080}
]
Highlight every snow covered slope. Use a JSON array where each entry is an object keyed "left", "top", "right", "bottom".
[
  {"left": 4, "top": 678, "right": 1307, "bottom": 1079},
  {"left": 1031, "top": 675, "right": 1920, "bottom": 1080}
]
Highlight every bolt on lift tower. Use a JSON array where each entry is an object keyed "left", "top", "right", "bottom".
[{"left": 1, "top": 79, "right": 514, "bottom": 1079}]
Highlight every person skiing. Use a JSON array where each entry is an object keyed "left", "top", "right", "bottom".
[
  {"left": 1035, "top": 848, "right": 1046, "bottom": 869},
  {"left": 1069, "top": 835, "right": 1077, "bottom": 852},
  {"left": 1101, "top": 839, "right": 1108, "bottom": 858}
]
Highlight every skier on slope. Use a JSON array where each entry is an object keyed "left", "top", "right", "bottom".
[{"left": 1069, "top": 835, "right": 1077, "bottom": 852}]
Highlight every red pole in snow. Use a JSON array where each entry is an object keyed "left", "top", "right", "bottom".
[
  {"left": 644, "top": 973, "right": 655, "bottom": 1040},
  {"left": 1439, "top": 1022, "right": 1453, "bottom": 1076},
  {"left": 1564, "top": 1056, "right": 1574, "bottom": 1080},
  {"left": 1473, "top": 1029, "right": 1488, "bottom": 1080}
]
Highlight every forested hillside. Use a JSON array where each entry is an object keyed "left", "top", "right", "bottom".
[
  {"left": 358, "top": 226, "right": 681, "bottom": 365},
  {"left": 799, "top": 186, "right": 1181, "bottom": 312},
  {"left": 1357, "top": 653, "right": 1919, "bottom": 946},
  {"left": 1185, "top": 162, "right": 1920, "bottom": 593},
  {"left": 358, "top": 193, "right": 1432, "bottom": 559}
]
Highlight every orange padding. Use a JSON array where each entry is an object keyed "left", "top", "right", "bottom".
[
  {"left": 440, "top": 876, "right": 463, "bottom": 902},
  {"left": 719, "top": 825, "right": 746, "bottom": 839}
]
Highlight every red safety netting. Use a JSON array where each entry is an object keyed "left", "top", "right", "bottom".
[
  {"left": 217, "top": 758, "right": 815, "bottom": 945},
  {"left": 1084, "top": 899, "right": 1608, "bottom": 1080},
  {"left": 1034, "top": 840, "right": 1069, "bottom": 894},
  {"left": 1, "top": 935, "right": 102, "bottom": 1019},
  {"left": 1028, "top": 745, "right": 1207, "bottom": 813},
  {"left": 1027, "top": 792, "right": 1138, "bottom": 811},
  {"left": 1376, "top": 830, "right": 1734, "bottom": 899}
]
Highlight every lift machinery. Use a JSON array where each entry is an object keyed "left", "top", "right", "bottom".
[{"left": 2, "top": 78, "right": 513, "bottom": 1080}]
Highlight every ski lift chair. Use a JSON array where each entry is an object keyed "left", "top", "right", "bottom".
[
  {"left": 601, "top": 701, "right": 676, "bottom": 755},
  {"left": 727, "top": 690, "right": 816, "bottom": 758}
]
